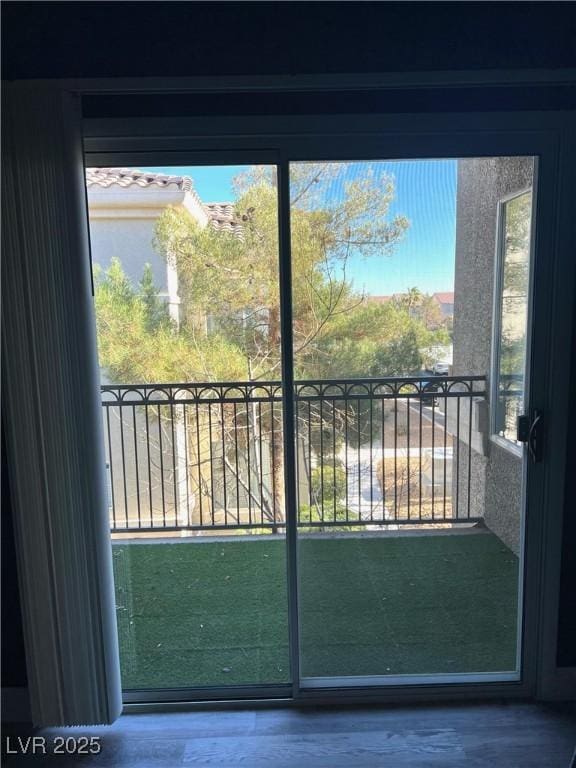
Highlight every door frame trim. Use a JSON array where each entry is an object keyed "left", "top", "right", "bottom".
[
  {"left": 83, "top": 108, "right": 574, "bottom": 705},
  {"left": 15, "top": 67, "right": 576, "bottom": 95}
]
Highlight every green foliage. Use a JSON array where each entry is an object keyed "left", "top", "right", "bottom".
[
  {"left": 139, "top": 263, "right": 170, "bottom": 333},
  {"left": 498, "top": 191, "right": 531, "bottom": 380},
  {"left": 98, "top": 165, "right": 449, "bottom": 388},
  {"left": 154, "top": 164, "right": 412, "bottom": 381},
  {"left": 94, "top": 167, "right": 459, "bottom": 531},
  {"left": 94, "top": 259, "right": 248, "bottom": 383},
  {"left": 370, "top": 328, "right": 422, "bottom": 377},
  {"left": 297, "top": 463, "right": 364, "bottom": 532},
  {"left": 304, "top": 300, "right": 449, "bottom": 380},
  {"left": 311, "top": 463, "right": 347, "bottom": 506},
  {"left": 298, "top": 503, "right": 356, "bottom": 530},
  {"left": 504, "top": 191, "right": 532, "bottom": 256}
]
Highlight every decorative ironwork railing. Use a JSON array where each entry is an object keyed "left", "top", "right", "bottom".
[{"left": 101, "top": 375, "right": 486, "bottom": 534}]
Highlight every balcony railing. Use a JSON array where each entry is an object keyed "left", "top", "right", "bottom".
[{"left": 101, "top": 375, "right": 486, "bottom": 534}]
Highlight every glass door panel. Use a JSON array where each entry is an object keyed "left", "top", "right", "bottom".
[
  {"left": 88, "top": 164, "right": 290, "bottom": 690},
  {"left": 88, "top": 153, "right": 537, "bottom": 694},
  {"left": 289, "top": 158, "right": 535, "bottom": 684}
]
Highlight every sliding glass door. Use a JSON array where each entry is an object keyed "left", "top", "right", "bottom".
[
  {"left": 87, "top": 147, "right": 539, "bottom": 698},
  {"left": 89, "top": 164, "right": 291, "bottom": 693},
  {"left": 289, "top": 157, "right": 536, "bottom": 686}
]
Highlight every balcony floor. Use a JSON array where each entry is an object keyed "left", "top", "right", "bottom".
[{"left": 112, "top": 529, "right": 518, "bottom": 690}]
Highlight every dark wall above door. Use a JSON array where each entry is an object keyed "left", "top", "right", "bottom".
[{"left": 2, "top": 2, "right": 576, "bottom": 81}]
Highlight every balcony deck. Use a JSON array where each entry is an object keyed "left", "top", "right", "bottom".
[{"left": 112, "top": 528, "right": 518, "bottom": 690}]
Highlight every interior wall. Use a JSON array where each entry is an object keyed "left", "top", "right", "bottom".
[
  {"left": 3, "top": 2, "right": 576, "bottom": 80},
  {"left": 1, "top": 2, "right": 574, "bottom": 706},
  {"left": 1, "top": 423, "right": 28, "bottom": 688},
  {"left": 557, "top": 270, "right": 576, "bottom": 668}
]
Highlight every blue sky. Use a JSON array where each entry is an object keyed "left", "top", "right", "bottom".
[{"left": 147, "top": 160, "right": 456, "bottom": 296}]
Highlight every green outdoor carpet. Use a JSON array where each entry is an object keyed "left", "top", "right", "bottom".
[{"left": 112, "top": 532, "right": 518, "bottom": 690}]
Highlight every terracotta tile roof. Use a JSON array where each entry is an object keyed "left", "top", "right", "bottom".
[
  {"left": 368, "top": 295, "right": 395, "bottom": 304},
  {"left": 204, "top": 203, "right": 243, "bottom": 237},
  {"left": 86, "top": 167, "right": 194, "bottom": 192},
  {"left": 368, "top": 294, "right": 415, "bottom": 304},
  {"left": 433, "top": 292, "right": 455, "bottom": 304},
  {"left": 86, "top": 168, "right": 242, "bottom": 236}
]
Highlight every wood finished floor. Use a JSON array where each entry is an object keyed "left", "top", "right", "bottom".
[{"left": 3, "top": 701, "right": 575, "bottom": 767}]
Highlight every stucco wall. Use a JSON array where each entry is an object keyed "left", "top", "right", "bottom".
[
  {"left": 453, "top": 156, "right": 533, "bottom": 555},
  {"left": 485, "top": 441, "right": 525, "bottom": 553},
  {"left": 89, "top": 216, "right": 168, "bottom": 295},
  {"left": 87, "top": 182, "right": 210, "bottom": 322}
]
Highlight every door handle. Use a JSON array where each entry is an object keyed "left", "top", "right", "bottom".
[{"left": 517, "top": 410, "right": 543, "bottom": 462}]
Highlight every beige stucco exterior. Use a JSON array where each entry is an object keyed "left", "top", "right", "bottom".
[{"left": 87, "top": 180, "right": 210, "bottom": 324}]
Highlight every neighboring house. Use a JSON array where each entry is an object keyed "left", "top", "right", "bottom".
[
  {"left": 87, "top": 168, "right": 241, "bottom": 529},
  {"left": 432, "top": 291, "right": 454, "bottom": 318},
  {"left": 369, "top": 294, "right": 398, "bottom": 305},
  {"left": 370, "top": 292, "right": 454, "bottom": 321},
  {"left": 86, "top": 167, "right": 237, "bottom": 325}
]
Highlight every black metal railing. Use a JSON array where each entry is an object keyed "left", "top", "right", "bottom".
[{"left": 101, "top": 375, "right": 486, "bottom": 534}]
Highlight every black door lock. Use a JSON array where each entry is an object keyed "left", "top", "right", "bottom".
[{"left": 517, "top": 410, "right": 543, "bottom": 462}]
